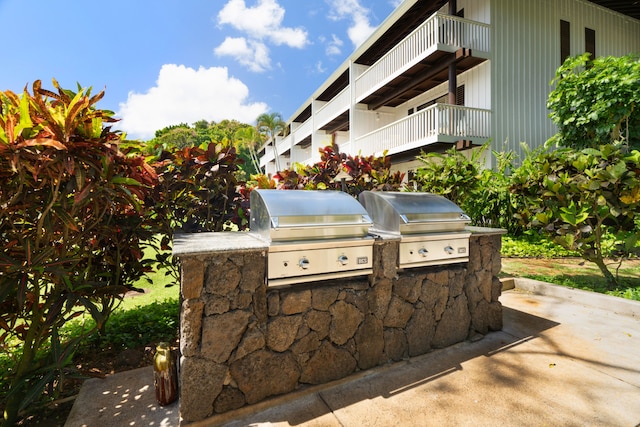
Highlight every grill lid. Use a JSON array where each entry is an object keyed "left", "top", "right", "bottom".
[
  {"left": 358, "top": 191, "right": 470, "bottom": 235},
  {"left": 250, "top": 189, "right": 372, "bottom": 241}
]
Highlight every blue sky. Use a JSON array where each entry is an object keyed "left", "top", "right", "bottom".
[{"left": 0, "top": 0, "right": 401, "bottom": 140}]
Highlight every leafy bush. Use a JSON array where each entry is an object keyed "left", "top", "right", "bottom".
[
  {"left": 412, "top": 144, "right": 522, "bottom": 233},
  {"left": 145, "top": 141, "right": 248, "bottom": 285},
  {"left": 413, "top": 145, "right": 481, "bottom": 204},
  {"left": 150, "top": 141, "right": 247, "bottom": 234},
  {"left": 510, "top": 143, "right": 640, "bottom": 288},
  {"left": 78, "top": 299, "right": 179, "bottom": 350},
  {"left": 269, "top": 143, "right": 405, "bottom": 196},
  {"left": 501, "top": 231, "right": 579, "bottom": 258},
  {"left": 0, "top": 81, "right": 160, "bottom": 424}
]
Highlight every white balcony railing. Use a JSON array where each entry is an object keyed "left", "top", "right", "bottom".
[
  {"left": 292, "top": 119, "right": 312, "bottom": 143},
  {"left": 272, "top": 119, "right": 314, "bottom": 158},
  {"left": 354, "top": 104, "right": 491, "bottom": 156},
  {"left": 276, "top": 135, "right": 290, "bottom": 154},
  {"left": 260, "top": 145, "right": 274, "bottom": 166},
  {"left": 315, "top": 86, "right": 350, "bottom": 130},
  {"left": 355, "top": 12, "right": 490, "bottom": 102}
]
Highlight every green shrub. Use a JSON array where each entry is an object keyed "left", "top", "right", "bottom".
[
  {"left": 547, "top": 54, "right": 640, "bottom": 151},
  {"left": 510, "top": 143, "right": 640, "bottom": 288},
  {"left": 412, "top": 143, "right": 522, "bottom": 233},
  {"left": 0, "top": 80, "right": 161, "bottom": 424},
  {"left": 77, "top": 299, "right": 179, "bottom": 351},
  {"left": 501, "top": 232, "right": 579, "bottom": 258},
  {"left": 147, "top": 141, "right": 248, "bottom": 284},
  {"left": 258, "top": 143, "right": 405, "bottom": 195}
]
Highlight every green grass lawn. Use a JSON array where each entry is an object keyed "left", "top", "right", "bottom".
[
  {"left": 501, "top": 233, "right": 640, "bottom": 301},
  {"left": 64, "top": 260, "right": 180, "bottom": 349},
  {"left": 120, "top": 266, "right": 179, "bottom": 311}
]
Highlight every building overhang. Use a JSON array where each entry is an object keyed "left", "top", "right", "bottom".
[
  {"left": 361, "top": 48, "right": 488, "bottom": 110},
  {"left": 587, "top": 0, "right": 640, "bottom": 21}
]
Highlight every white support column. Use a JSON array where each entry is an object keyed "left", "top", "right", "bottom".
[{"left": 348, "top": 59, "right": 356, "bottom": 155}]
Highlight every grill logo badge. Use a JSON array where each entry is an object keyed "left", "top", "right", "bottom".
[{"left": 357, "top": 256, "right": 369, "bottom": 265}]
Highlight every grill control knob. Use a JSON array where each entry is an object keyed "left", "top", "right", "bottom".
[
  {"left": 337, "top": 255, "right": 349, "bottom": 266},
  {"left": 298, "top": 257, "right": 310, "bottom": 269},
  {"left": 444, "top": 246, "right": 455, "bottom": 255},
  {"left": 418, "top": 248, "right": 428, "bottom": 257}
]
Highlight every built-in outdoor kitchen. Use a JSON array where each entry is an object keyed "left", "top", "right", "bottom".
[{"left": 173, "top": 189, "right": 505, "bottom": 424}]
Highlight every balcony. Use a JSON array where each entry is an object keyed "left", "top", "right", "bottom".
[
  {"left": 274, "top": 118, "right": 313, "bottom": 158},
  {"left": 353, "top": 104, "right": 491, "bottom": 157},
  {"left": 260, "top": 145, "right": 274, "bottom": 167},
  {"left": 292, "top": 119, "right": 312, "bottom": 145},
  {"left": 354, "top": 12, "right": 490, "bottom": 108},
  {"left": 315, "top": 86, "right": 350, "bottom": 131},
  {"left": 290, "top": 143, "right": 313, "bottom": 165},
  {"left": 276, "top": 136, "right": 289, "bottom": 155}
]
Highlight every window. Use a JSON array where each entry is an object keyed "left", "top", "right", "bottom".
[
  {"left": 560, "top": 20, "right": 570, "bottom": 64},
  {"left": 456, "top": 85, "right": 465, "bottom": 106},
  {"left": 585, "top": 27, "right": 596, "bottom": 59}
]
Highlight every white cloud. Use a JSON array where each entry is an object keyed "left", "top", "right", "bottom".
[
  {"left": 325, "top": 34, "right": 343, "bottom": 56},
  {"left": 389, "top": 0, "right": 403, "bottom": 8},
  {"left": 327, "top": 0, "right": 377, "bottom": 47},
  {"left": 347, "top": 14, "right": 376, "bottom": 47},
  {"left": 268, "top": 26, "right": 307, "bottom": 48},
  {"left": 216, "top": 0, "right": 308, "bottom": 71},
  {"left": 117, "top": 64, "right": 268, "bottom": 140},
  {"left": 214, "top": 37, "right": 271, "bottom": 72}
]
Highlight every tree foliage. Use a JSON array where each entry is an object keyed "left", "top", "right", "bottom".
[
  {"left": 148, "top": 120, "right": 257, "bottom": 176},
  {"left": 154, "top": 126, "right": 198, "bottom": 150},
  {"left": 234, "top": 125, "right": 263, "bottom": 175},
  {"left": 0, "top": 81, "right": 160, "bottom": 425},
  {"left": 256, "top": 112, "right": 285, "bottom": 172},
  {"left": 547, "top": 54, "right": 640, "bottom": 150}
]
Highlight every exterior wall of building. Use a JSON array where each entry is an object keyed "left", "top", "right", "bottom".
[
  {"left": 260, "top": 0, "right": 640, "bottom": 174},
  {"left": 491, "top": 0, "right": 640, "bottom": 167},
  {"left": 459, "top": 0, "right": 491, "bottom": 23}
]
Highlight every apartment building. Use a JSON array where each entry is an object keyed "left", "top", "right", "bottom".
[{"left": 259, "top": 0, "right": 640, "bottom": 176}]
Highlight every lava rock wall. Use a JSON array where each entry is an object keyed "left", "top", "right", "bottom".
[{"left": 175, "top": 231, "right": 503, "bottom": 424}]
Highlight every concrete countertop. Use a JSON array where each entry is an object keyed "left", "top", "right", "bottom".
[
  {"left": 172, "top": 232, "right": 268, "bottom": 257},
  {"left": 465, "top": 226, "right": 508, "bottom": 235}
]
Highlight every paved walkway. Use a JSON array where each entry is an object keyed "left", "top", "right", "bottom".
[{"left": 65, "top": 279, "right": 640, "bottom": 427}]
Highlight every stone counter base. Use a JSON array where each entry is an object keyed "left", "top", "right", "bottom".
[{"left": 175, "top": 233, "right": 503, "bottom": 424}]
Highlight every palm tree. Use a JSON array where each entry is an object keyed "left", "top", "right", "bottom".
[
  {"left": 256, "top": 112, "right": 285, "bottom": 172},
  {"left": 234, "top": 126, "right": 263, "bottom": 173}
]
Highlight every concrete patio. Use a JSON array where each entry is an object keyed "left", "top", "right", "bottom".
[{"left": 65, "top": 278, "right": 640, "bottom": 426}]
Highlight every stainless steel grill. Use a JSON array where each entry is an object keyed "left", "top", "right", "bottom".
[
  {"left": 358, "top": 191, "right": 471, "bottom": 268},
  {"left": 250, "top": 189, "right": 374, "bottom": 287}
]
